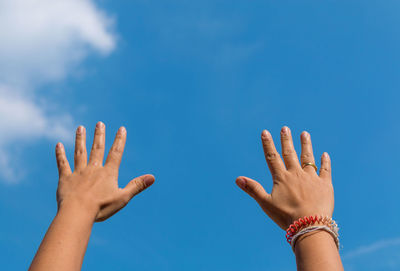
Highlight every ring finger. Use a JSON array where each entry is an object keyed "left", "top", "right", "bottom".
[{"left": 300, "top": 131, "right": 317, "bottom": 174}]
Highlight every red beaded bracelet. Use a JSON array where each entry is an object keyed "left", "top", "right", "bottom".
[{"left": 285, "top": 215, "right": 338, "bottom": 244}]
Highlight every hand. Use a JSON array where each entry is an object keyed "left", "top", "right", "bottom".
[
  {"left": 236, "top": 126, "right": 334, "bottom": 230},
  {"left": 55, "top": 122, "right": 155, "bottom": 222}
]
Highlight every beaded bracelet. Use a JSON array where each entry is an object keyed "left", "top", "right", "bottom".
[
  {"left": 290, "top": 225, "right": 340, "bottom": 251},
  {"left": 285, "top": 215, "right": 339, "bottom": 249}
]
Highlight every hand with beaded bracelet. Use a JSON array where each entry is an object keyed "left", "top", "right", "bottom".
[{"left": 236, "top": 127, "right": 343, "bottom": 271}]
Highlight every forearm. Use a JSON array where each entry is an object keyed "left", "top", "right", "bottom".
[
  {"left": 29, "top": 203, "right": 96, "bottom": 271},
  {"left": 295, "top": 230, "right": 343, "bottom": 271}
]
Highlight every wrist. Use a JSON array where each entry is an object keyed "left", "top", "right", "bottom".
[
  {"left": 286, "top": 215, "right": 340, "bottom": 250},
  {"left": 57, "top": 199, "right": 99, "bottom": 222}
]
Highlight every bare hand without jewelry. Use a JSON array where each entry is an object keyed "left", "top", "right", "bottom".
[{"left": 55, "top": 122, "right": 155, "bottom": 222}]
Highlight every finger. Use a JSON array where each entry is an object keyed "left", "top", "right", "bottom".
[
  {"left": 105, "top": 127, "right": 127, "bottom": 171},
  {"left": 319, "top": 152, "right": 332, "bottom": 180},
  {"left": 261, "top": 130, "right": 286, "bottom": 178},
  {"left": 89, "top": 121, "right": 106, "bottom": 166},
  {"left": 55, "top": 143, "right": 72, "bottom": 177},
  {"left": 236, "top": 176, "right": 271, "bottom": 206},
  {"left": 74, "top": 126, "right": 87, "bottom": 171},
  {"left": 121, "top": 174, "right": 155, "bottom": 201},
  {"left": 300, "top": 131, "right": 317, "bottom": 174},
  {"left": 280, "top": 126, "right": 301, "bottom": 170}
]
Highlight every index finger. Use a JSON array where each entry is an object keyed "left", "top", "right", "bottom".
[
  {"left": 105, "top": 126, "right": 127, "bottom": 171},
  {"left": 261, "top": 130, "right": 286, "bottom": 178}
]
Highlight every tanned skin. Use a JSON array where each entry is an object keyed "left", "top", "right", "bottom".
[
  {"left": 236, "top": 127, "right": 343, "bottom": 271},
  {"left": 29, "top": 122, "right": 155, "bottom": 271}
]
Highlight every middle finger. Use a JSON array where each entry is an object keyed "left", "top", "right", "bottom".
[{"left": 280, "top": 126, "right": 301, "bottom": 170}]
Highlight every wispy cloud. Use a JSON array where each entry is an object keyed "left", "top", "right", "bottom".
[
  {"left": 343, "top": 237, "right": 400, "bottom": 259},
  {"left": 154, "top": 11, "right": 263, "bottom": 66},
  {"left": 0, "top": 0, "right": 116, "bottom": 182}
]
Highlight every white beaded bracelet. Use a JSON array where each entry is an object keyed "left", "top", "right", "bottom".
[{"left": 290, "top": 225, "right": 340, "bottom": 252}]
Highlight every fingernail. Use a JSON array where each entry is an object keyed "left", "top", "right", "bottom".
[
  {"left": 281, "top": 126, "right": 289, "bottom": 135},
  {"left": 323, "top": 152, "right": 329, "bottom": 158},
  {"left": 262, "top": 130, "right": 271, "bottom": 139},
  {"left": 96, "top": 121, "right": 104, "bottom": 129},
  {"left": 56, "top": 142, "right": 63, "bottom": 149},
  {"left": 301, "top": 131, "right": 309, "bottom": 140},
  {"left": 77, "top": 126, "right": 84, "bottom": 134},
  {"left": 236, "top": 178, "right": 247, "bottom": 189},
  {"left": 143, "top": 175, "right": 155, "bottom": 187},
  {"left": 119, "top": 126, "right": 126, "bottom": 134}
]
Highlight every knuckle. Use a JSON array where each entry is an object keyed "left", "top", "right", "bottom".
[
  {"left": 92, "top": 142, "right": 104, "bottom": 150},
  {"left": 56, "top": 154, "right": 63, "bottom": 161},
  {"left": 272, "top": 171, "right": 284, "bottom": 180},
  {"left": 74, "top": 148, "right": 85, "bottom": 156},
  {"left": 320, "top": 167, "right": 331, "bottom": 172},
  {"left": 281, "top": 136, "right": 292, "bottom": 143},
  {"left": 282, "top": 148, "right": 295, "bottom": 157},
  {"left": 75, "top": 133, "right": 83, "bottom": 140},
  {"left": 300, "top": 153, "right": 312, "bottom": 160},
  {"left": 248, "top": 184, "right": 270, "bottom": 202},
  {"left": 57, "top": 157, "right": 67, "bottom": 166},
  {"left": 106, "top": 155, "right": 120, "bottom": 168},
  {"left": 253, "top": 184, "right": 265, "bottom": 196},
  {"left": 266, "top": 151, "right": 278, "bottom": 161},
  {"left": 115, "top": 133, "right": 124, "bottom": 140},
  {"left": 133, "top": 178, "right": 146, "bottom": 191},
  {"left": 110, "top": 145, "right": 123, "bottom": 154},
  {"left": 281, "top": 133, "right": 290, "bottom": 139},
  {"left": 262, "top": 136, "right": 272, "bottom": 144},
  {"left": 56, "top": 149, "right": 64, "bottom": 157},
  {"left": 95, "top": 128, "right": 105, "bottom": 135}
]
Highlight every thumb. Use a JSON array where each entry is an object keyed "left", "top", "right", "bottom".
[
  {"left": 236, "top": 176, "right": 271, "bottom": 205},
  {"left": 122, "top": 174, "right": 155, "bottom": 201}
]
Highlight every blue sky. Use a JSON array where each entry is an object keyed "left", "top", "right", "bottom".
[{"left": 1, "top": 1, "right": 400, "bottom": 270}]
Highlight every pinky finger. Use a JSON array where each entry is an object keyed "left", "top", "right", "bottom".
[
  {"left": 56, "top": 143, "right": 72, "bottom": 177},
  {"left": 319, "top": 152, "right": 331, "bottom": 180}
]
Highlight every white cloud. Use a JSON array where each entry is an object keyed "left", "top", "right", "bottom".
[
  {"left": 0, "top": 86, "right": 73, "bottom": 143},
  {"left": 343, "top": 237, "right": 400, "bottom": 259},
  {"left": 0, "top": 0, "right": 116, "bottom": 182},
  {"left": 0, "top": 0, "right": 115, "bottom": 87},
  {"left": 343, "top": 237, "right": 400, "bottom": 270}
]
